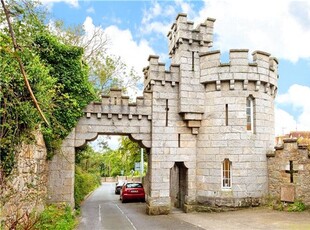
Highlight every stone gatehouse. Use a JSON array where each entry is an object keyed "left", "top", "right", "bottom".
[{"left": 47, "top": 13, "right": 278, "bottom": 215}]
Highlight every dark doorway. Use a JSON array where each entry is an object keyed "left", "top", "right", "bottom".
[{"left": 170, "top": 162, "right": 188, "bottom": 210}]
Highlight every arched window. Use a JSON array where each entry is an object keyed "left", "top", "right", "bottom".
[
  {"left": 246, "top": 96, "right": 254, "bottom": 132},
  {"left": 222, "top": 158, "right": 232, "bottom": 189}
]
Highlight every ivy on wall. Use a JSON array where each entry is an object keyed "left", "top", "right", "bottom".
[
  {"left": 35, "top": 34, "right": 96, "bottom": 157},
  {"left": 0, "top": 1, "right": 96, "bottom": 174}
]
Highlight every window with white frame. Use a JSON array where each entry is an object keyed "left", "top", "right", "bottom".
[
  {"left": 222, "top": 158, "right": 232, "bottom": 189},
  {"left": 246, "top": 96, "right": 254, "bottom": 132}
]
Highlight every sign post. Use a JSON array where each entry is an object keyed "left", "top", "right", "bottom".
[{"left": 140, "top": 149, "right": 144, "bottom": 182}]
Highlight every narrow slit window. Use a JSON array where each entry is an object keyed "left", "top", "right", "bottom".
[
  {"left": 246, "top": 96, "right": 254, "bottom": 131},
  {"left": 178, "top": 134, "right": 181, "bottom": 147},
  {"left": 225, "top": 104, "right": 228, "bottom": 126},
  {"left": 192, "top": 51, "right": 194, "bottom": 71},
  {"left": 222, "top": 158, "right": 232, "bottom": 189},
  {"left": 165, "top": 99, "right": 169, "bottom": 126}
]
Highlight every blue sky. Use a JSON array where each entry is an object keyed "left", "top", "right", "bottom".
[{"left": 41, "top": 0, "right": 310, "bottom": 137}]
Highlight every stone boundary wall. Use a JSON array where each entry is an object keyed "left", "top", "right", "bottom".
[
  {"left": 101, "top": 176, "right": 142, "bottom": 183},
  {"left": 1, "top": 132, "right": 47, "bottom": 228},
  {"left": 267, "top": 138, "right": 310, "bottom": 205}
]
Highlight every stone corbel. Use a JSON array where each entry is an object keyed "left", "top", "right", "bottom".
[
  {"left": 255, "top": 81, "right": 261, "bottom": 91},
  {"left": 243, "top": 80, "right": 248, "bottom": 90},
  {"left": 229, "top": 79, "right": 235, "bottom": 90},
  {"left": 216, "top": 80, "right": 221, "bottom": 91}
]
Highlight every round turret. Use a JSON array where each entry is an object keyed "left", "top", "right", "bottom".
[{"left": 196, "top": 49, "right": 278, "bottom": 207}]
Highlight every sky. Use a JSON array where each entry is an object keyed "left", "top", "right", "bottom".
[{"left": 40, "top": 0, "right": 310, "bottom": 142}]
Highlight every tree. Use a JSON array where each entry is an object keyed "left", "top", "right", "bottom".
[
  {"left": 34, "top": 33, "right": 96, "bottom": 155},
  {"left": 99, "top": 137, "right": 147, "bottom": 177},
  {"left": 0, "top": 0, "right": 96, "bottom": 168},
  {"left": 0, "top": 0, "right": 55, "bottom": 173},
  {"left": 51, "top": 19, "right": 141, "bottom": 95}
]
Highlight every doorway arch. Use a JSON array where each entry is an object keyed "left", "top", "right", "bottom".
[{"left": 170, "top": 162, "right": 188, "bottom": 210}]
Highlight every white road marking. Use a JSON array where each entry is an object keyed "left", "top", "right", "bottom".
[
  {"left": 98, "top": 204, "right": 102, "bottom": 222},
  {"left": 115, "top": 204, "right": 137, "bottom": 230}
]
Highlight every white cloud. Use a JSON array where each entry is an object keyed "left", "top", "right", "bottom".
[
  {"left": 141, "top": 1, "right": 176, "bottom": 37},
  {"left": 142, "top": 21, "right": 171, "bottom": 37},
  {"left": 39, "top": 0, "right": 79, "bottom": 8},
  {"left": 175, "top": 0, "right": 194, "bottom": 17},
  {"left": 275, "top": 84, "right": 310, "bottom": 135},
  {"left": 193, "top": 0, "right": 310, "bottom": 62},
  {"left": 89, "top": 135, "right": 120, "bottom": 152},
  {"left": 275, "top": 108, "right": 297, "bottom": 136},
  {"left": 142, "top": 1, "right": 162, "bottom": 24},
  {"left": 86, "top": 7, "right": 95, "bottom": 14},
  {"left": 104, "top": 25, "right": 154, "bottom": 76}
]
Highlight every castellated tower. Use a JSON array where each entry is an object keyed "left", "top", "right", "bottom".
[
  {"left": 143, "top": 13, "right": 278, "bottom": 213},
  {"left": 48, "top": 13, "right": 278, "bottom": 214}
]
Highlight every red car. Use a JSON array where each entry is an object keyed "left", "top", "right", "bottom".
[{"left": 120, "top": 182, "right": 145, "bottom": 203}]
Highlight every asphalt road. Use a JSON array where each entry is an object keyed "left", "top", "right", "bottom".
[
  {"left": 76, "top": 182, "right": 310, "bottom": 230},
  {"left": 76, "top": 182, "right": 203, "bottom": 230}
]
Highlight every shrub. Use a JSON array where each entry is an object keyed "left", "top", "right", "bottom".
[
  {"left": 287, "top": 201, "right": 306, "bottom": 212},
  {"left": 33, "top": 204, "right": 76, "bottom": 230},
  {"left": 74, "top": 166, "right": 101, "bottom": 208}
]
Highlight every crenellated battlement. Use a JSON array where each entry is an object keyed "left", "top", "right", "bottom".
[
  {"left": 200, "top": 49, "right": 278, "bottom": 90},
  {"left": 83, "top": 88, "right": 152, "bottom": 120},
  {"left": 167, "top": 13, "right": 215, "bottom": 56},
  {"left": 143, "top": 55, "right": 180, "bottom": 90}
]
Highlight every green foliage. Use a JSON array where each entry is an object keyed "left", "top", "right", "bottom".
[
  {"left": 76, "top": 145, "right": 105, "bottom": 175},
  {"left": 33, "top": 204, "right": 77, "bottom": 230},
  {"left": 100, "top": 136, "right": 147, "bottom": 177},
  {"left": 52, "top": 19, "right": 141, "bottom": 95},
  {"left": 74, "top": 146, "right": 102, "bottom": 208},
  {"left": 267, "top": 196, "right": 307, "bottom": 212},
  {"left": 0, "top": 0, "right": 96, "bottom": 173},
  {"left": 74, "top": 165, "right": 101, "bottom": 208},
  {"left": 0, "top": 21, "right": 55, "bottom": 174},
  {"left": 34, "top": 34, "right": 96, "bottom": 155},
  {"left": 287, "top": 201, "right": 306, "bottom": 212}
]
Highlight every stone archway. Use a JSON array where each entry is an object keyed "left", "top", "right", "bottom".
[{"left": 47, "top": 88, "right": 152, "bottom": 207}]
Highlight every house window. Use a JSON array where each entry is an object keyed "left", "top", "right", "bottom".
[
  {"left": 246, "top": 96, "right": 254, "bottom": 132},
  {"left": 222, "top": 158, "right": 232, "bottom": 189}
]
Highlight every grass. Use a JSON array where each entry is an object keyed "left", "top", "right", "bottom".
[{"left": 33, "top": 204, "right": 77, "bottom": 230}]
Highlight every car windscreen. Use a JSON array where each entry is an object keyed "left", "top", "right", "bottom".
[{"left": 126, "top": 183, "right": 143, "bottom": 188}]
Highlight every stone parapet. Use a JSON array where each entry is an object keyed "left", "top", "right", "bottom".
[
  {"left": 76, "top": 88, "right": 152, "bottom": 148},
  {"left": 200, "top": 49, "right": 278, "bottom": 93},
  {"left": 143, "top": 55, "right": 179, "bottom": 90},
  {"left": 167, "top": 13, "right": 215, "bottom": 55}
]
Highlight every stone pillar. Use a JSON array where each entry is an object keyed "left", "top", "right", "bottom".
[
  {"left": 47, "top": 129, "right": 75, "bottom": 207},
  {"left": 146, "top": 151, "right": 171, "bottom": 215},
  {"left": 184, "top": 163, "right": 197, "bottom": 212}
]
